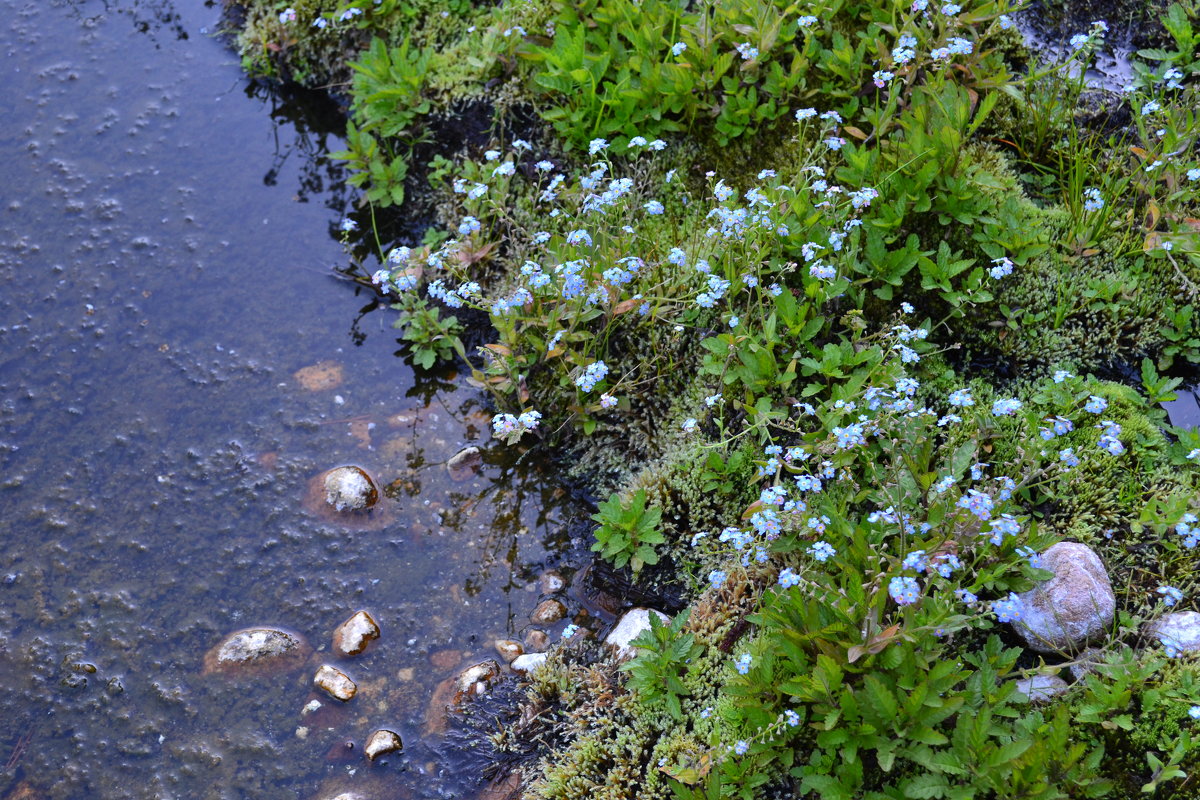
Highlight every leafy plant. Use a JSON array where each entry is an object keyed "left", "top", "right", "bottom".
[
  {"left": 591, "top": 489, "right": 665, "bottom": 573},
  {"left": 392, "top": 292, "right": 464, "bottom": 369},
  {"left": 620, "top": 610, "right": 703, "bottom": 719}
]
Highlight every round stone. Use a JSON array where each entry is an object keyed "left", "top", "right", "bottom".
[
  {"left": 322, "top": 466, "right": 379, "bottom": 512},
  {"left": 1014, "top": 542, "right": 1114, "bottom": 653},
  {"left": 530, "top": 599, "right": 566, "bottom": 625},
  {"left": 203, "top": 627, "right": 310, "bottom": 676}
]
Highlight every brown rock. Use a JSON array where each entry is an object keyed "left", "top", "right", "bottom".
[
  {"left": 423, "top": 677, "right": 456, "bottom": 736},
  {"left": 523, "top": 629, "right": 549, "bottom": 652},
  {"left": 364, "top": 729, "right": 403, "bottom": 761},
  {"left": 294, "top": 360, "right": 344, "bottom": 391},
  {"left": 202, "top": 627, "right": 310, "bottom": 676},
  {"left": 1014, "top": 542, "right": 1115, "bottom": 653},
  {"left": 493, "top": 639, "right": 523, "bottom": 663},
  {"left": 322, "top": 466, "right": 379, "bottom": 512},
  {"left": 530, "top": 598, "right": 566, "bottom": 625},
  {"left": 430, "top": 649, "right": 462, "bottom": 670},
  {"left": 332, "top": 610, "right": 380, "bottom": 657},
  {"left": 314, "top": 665, "right": 357, "bottom": 702},
  {"left": 453, "top": 660, "right": 501, "bottom": 704},
  {"left": 446, "top": 446, "right": 483, "bottom": 481},
  {"left": 538, "top": 570, "right": 566, "bottom": 595},
  {"left": 4, "top": 782, "right": 43, "bottom": 800}
]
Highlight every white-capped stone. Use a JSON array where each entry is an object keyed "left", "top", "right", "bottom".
[
  {"left": 314, "top": 665, "right": 357, "bottom": 701},
  {"left": 604, "top": 608, "right": 670, "bottom": 659}
]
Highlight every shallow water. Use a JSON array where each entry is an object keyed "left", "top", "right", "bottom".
[{"left": 0, "top": 3, "right": 579, "bottom": 799}]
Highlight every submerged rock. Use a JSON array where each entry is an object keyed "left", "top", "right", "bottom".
[
  {"left": 493, "top": 639, "right": 523, "bottom": 663},
  {"left": 454, "top": 660, "right": 501, "bottom": 704},
  {"left": 605, "top": 608, "right": 670, "bottom": 659},
  {"left": 510, "top": 652, "right": 547, "bottom": 677},
  {"left": 293, "top": 360, "right": 344, "bottom": 391},
  {"left": 202, "top": 627, "right": 310, "bottom": 676},
  {"left": 538, "top": 570, "right": 566, "bottom": 595},
  {"left": 1014, "top": 542, "right": 1114, "bottom": 653},
  {"left": 332, "top": 610, "right": 380, "bottom": 657},
  {"left": 314, "top": 665, "right": 357, "bottom": 702},
  {"left": 322, "top": 466, "right": 379, "bottom": 512},
  {"left": 523, "top": 629, "right": 549, "bottom": 652},
  {"left": 530, "top": 598, "right": 566, "bottom": 625},
  {"left": 1012, "top": 675, "right": 1070, "bottom": 703},
  {"left": 446, "top": 446, "right": 483, "bottom": 481},
  {"left": 1146, "top": 611, "right": 1200, "bottom": 653},
  {"left": 363, "top": 729, "right": 403, "bottom": 761}
]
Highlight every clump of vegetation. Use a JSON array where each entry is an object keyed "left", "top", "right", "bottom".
[{"left": 231, "top": 0, "right": 1200, "bottom": 796}]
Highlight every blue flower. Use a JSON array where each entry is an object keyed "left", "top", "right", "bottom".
[
  {"left": 735, "top": 653, "right": 752, "bottom": 674},
  {"left": 733, "top": 740, "right": 750, "bottom": 755},
  {"left": 889, "top": 575, "right": 921, "bottom": 605},
  {"left": 992, "top": 398, "right": 1022, "bottom": 416},
  {"left": 948, "top": 388, "right": 974, "bottom": 407},
  {"left": 671, "top": 41, "right": 687, "bottom": 56},
  {"left": 808, "top": 541, "right": 836, "bottom": 562},
  {"left": 777, "top": 567, "right": 801, "bottom": 588},
  {"left": 1158, "top": 585, "right": 1184, "bottom": 606},
  {"left": 991, "top": 592, "right": 1022, "bottom": 623},
  {"left": 1084, "top": 395, "right": 1108, "bottom": 413},
  {"left": 709, "top": 570, "right": 727, "bottom": 589}
]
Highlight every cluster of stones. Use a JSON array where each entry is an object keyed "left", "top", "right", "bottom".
[
  {"left": 203, "top": 610, "right": 402, "bottom": 766},
  {"left": 1002, "top": 541, "right": 1200, "bottom": 703}
]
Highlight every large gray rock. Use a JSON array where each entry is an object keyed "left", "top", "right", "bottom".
[
  {"left": 1014, "top": 542, "right": 1114, "bottom": 653},
  {"left": 604, "top": 608, "right": 669, "bottom": 659},
  {"left": 1145, "top": 611, "right": 1200, "bottom": 653}
]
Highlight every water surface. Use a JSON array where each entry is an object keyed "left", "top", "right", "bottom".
[{"left": 0, "top": 3, "right": 577, "bottom": 798}]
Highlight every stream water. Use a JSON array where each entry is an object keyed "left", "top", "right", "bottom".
[{"left": 0, "top": 2, "right": 580, "bottom": 799}]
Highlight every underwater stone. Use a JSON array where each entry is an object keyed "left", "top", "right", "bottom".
[
  {"left": 530, "top": 598, "right": 567, "bottom": 625},
  {"left": 363, "top": 729, "right": 403, "bottom": 761},
  {"left": 314, "top": 665, "right": 357, "bottom": 702},
  {"left": 322, "top": 466, "right": 378, "bottom": 512},
  {"left": 1012, "top": 675, "right": 1070, "bottom": 703},
  {"left": 605, "top": 608, "right": 670, "bottom": 660},
  {"left": 202, "top": 627, "right": 310, "bottom": 676},
  {"left": 293, "top": 360, "right": 344, "bottom": 391},
  {"left": 446, "top": 446, "right": 483, "bottom": 481},
  {"left": 453, "top": 659, "right": 501, "bottom": 704},
  {"left": 523, "top": 629, "right": 549, "bottom": 652},
  {"left": 332, "top": 610, "right": 380, "bottom": 657},
  {"left": 538, "top": 570, "right": 566, "bottom": 594},
  {"left": 510, "top": 652, "right": 547, "bottom": 676},
  {"left": 1014, "top": 542, "right": 1114, "bottom": 653},
  {"left": 1145, "top": 611, "right": 1200, "bottom": 653},
  {"left": 493, "top": 639, "right": 524, "bottom": 663}
]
